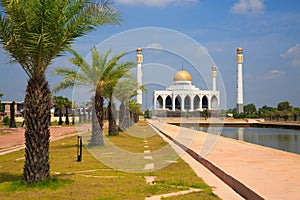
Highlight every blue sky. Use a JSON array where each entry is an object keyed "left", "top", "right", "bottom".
[{"left": 0, "top": 0, "right": 300, "bottom": 109}]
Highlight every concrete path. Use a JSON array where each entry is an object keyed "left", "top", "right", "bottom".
[{"left": 150, "top": 120, "right": 300, "bottom": 200}]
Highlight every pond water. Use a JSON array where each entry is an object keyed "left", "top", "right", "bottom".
[{"left": 195, "top": 127, "right": 300, "bottom": 154}]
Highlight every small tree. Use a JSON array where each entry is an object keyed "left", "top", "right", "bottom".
[
  {"left": 9, "top": 101, "right": 17, "bottom": 128},
  {"left": 277, "top": 101, "right": 292, "bottom": 111},
  {"left": 0, "top": 92, "right": 3, "bottom": 112}
]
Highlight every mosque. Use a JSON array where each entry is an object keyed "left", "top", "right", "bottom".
[
  {"left": 153, "top": 67, "right": 220, "bottom": 113},
  {"left": 136, "top": 47, "right": 244, "bottom": 116}
]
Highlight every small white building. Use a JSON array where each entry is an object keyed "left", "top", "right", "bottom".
[{"left": 153, "top": 68, "right": 220, "bottom": 112}]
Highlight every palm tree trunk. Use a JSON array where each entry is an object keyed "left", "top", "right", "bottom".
[
  {"left": 91, "top": 93, "right": 104, "bottom": 146},
  {"left": 78, "top": 108, "right": 82, "bottom": 123},
  {"left": 119, "top": 102, "right": 125, "bottom": 131},
  {"left": 108, "top": 98, "right": 118, "bottom": 136},
  {"left": 90, "top": 100, "right": 103, "bottom": 146},
  {"left": 65, "top": 107, "right": 69, "bottom": 125},
  {"left": 58, "top": 108, "right": 63, "bottom": 125},
  {"left": 95, "top": 92, "right": 104, "bottom": 129},
  {"left": 72, "top": 109, "right": 75, "bottom": 125},
  {"left": 23, "top": 76, "right": 51, "bottom": 183}
]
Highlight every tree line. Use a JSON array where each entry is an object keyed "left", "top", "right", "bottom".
[{"left": 227, "top": 101, "right": 300, "bottom": 121}]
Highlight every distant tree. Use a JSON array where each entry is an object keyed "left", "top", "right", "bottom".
[
  {"left": 9, "top": 101, "right": 16, "bottom": 128},
  {"left": 292, "top": 107, "right": 300, "bottom": 121},
  {"left": 277, "top": 101, "right": 292, "bottom": 111},
  {"left": 54, "top": 96, "right": 66, "bottom": 125},
  {"left": 64, "top": 98, "right": 72, "bottom": 125},
  {"left": 129, "top": 99, "right": 141, "bottom": 123},
  {"left": 244, "top": 103, "right": 256, "bottom": 115},
  {"left": 0, "top": 92, "right": 3, "bottom": 112},
  {"left": 202, "top": 108, "right": 209, "bottom": 120}
]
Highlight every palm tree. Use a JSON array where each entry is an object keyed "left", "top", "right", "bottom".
[
  {"left": 0, "top": 0, "right": 120, "bottom": 183},
  {"left": 114, "top": 77, "right": 143, "bottom": 131},
  {"left": 129, "top": 99, "right": 142, "bottom": 123},
  {"left": 103, "top": 66, "right": 136, "bottom": 136},
  {"left": 64, "top": 98, "right": 72, "bottom": 125},
  {"left": 53, "top": 48, "right": 135, "bottom": 143},
  {"left": 54, "top": 96, "right": 65, "bottom": 125}
]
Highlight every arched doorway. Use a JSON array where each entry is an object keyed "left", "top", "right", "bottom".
[
  {"left": 156, "top": 96, "right": 163, "bottom": 109},
  {"left": 194, "top": 95, "right": 200, "bottom": 110},
  {"left": 211, "top": 95, "right": 218, "bottom": 110},
  {"left": 184, "top": 95, "right": 191, "bottom": 110},
  {"left": 165, "top": 96, "right": 172, "bottom": 110},
  {"left": 175, "top": 96, "right": 181, "bottom": 110},
  {"left": 202, "top": 96, "right": 208, "bottom": 109}
]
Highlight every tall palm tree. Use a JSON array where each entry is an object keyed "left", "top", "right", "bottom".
[
  {"left": 103, "top": 66, "right": 136, "bottom": 136},
  {"left": 114, "top": 77, "right": 143, "bottom": 131},
  {"left": 53, "top": 48, "right": 135, "bottom": 143},
  {"left": 0, "top": 0, "right": 120, "bottom": 183}
]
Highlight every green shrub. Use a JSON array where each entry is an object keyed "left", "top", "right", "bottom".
[{"left": 2, "top": 116, "right": 9, "bottom": 125}]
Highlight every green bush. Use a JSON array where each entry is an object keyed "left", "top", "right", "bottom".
[{"left": 2, "top": 116, "right": 9, "bottom": 125}]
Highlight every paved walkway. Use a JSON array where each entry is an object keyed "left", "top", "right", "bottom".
[
  {"left": 150, "top": 120, "right": 300, "bottom": 200},
  {"left": 0, "top": 126, "right": 84, "bottom": 155}
]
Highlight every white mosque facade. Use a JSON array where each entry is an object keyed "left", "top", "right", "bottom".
[{"left": 153, "top": 67, "right": 220, "bottom": 112}]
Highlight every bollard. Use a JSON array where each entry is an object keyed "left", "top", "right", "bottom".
[{"left": 77, "top": 136, "right": 82, "bottom": 162}]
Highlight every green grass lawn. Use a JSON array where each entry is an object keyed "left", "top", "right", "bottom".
[{"left": 0, "top": 122, "right": 220, "bottom": 200}]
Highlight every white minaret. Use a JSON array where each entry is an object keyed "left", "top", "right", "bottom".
[
  {"left": 136, "top": 48, "right": 143, "bottom": 105},
  {"left": 236, "top": 47, "right": 244, "bottom": 114},
  {"left": 212, "top": 65, "right": 217, "bottom": 91}
]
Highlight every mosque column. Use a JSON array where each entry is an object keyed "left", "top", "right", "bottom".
[
  {"left": 200, "top": 95, "right": 203, "bottom": 111},
  {"left": 172, "top": 93, "right": 176, "bottom": 111},
  {"left": 181, "top": 95, "right": 185, "bottom": 111},
  {"left": 208, "top": 95, "right": 211, "bottom": 110},
  {"left": 190, "top": 95, "right": 194, "bottom": 111},
  {"left": 162, "top": 95, "right": 166, "bottom": 110},
  {"left": 153, "top": 93, "right": 156, "bottom": 110}
]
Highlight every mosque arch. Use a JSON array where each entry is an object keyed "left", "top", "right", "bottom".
[
  {"left": 184, "top": 95, "right": 191, "bottom": 110},
  {"left": 175, "top": 95, "right": 181, "bottom": 110},
  {"left": 156, "top": 95, "right": 163, "bottom": 109},
  {"left": 211, "top": 95, "right": 218, "bottom": 110},
  {"left": 194, "top": 95, "right": 200, "bottom": 110},
  {"left": 202, "top": 95, "right": 208, "bottom": 109},
  {"left": 165, "top": 95, "right": 172, "bottom": 110}
]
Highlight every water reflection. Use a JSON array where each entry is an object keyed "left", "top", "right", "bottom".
[{"left": 196, "top": 127, "right": 300, "bottom": 154}]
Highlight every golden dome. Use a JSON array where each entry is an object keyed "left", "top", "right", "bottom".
[
  {"left": 137, "top": 48, "right": 142, "bottom": 52},
  {"left": 237, "top": 47, "right": 243, "bottom": 52},
  {"left": 174, "top": 70, "right": 192, "bottom": 82}
]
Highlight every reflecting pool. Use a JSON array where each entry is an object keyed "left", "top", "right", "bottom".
[{"left": 196, "top": 127, "right": 300, "bottom": 154}]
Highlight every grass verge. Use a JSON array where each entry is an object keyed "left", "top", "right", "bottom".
[{"left": 0, "top": 122, "right": 220, "bottom": 200}]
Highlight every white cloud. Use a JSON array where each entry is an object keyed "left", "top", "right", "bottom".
[
  {"left": 213, "top": 47, "right": 224, "bottom": 53},
  {"left": 264, "top": 69, "right": 285, "bottom": 80},
  {"left": 115, "top": 0, "right": 199, "bottom": 7},
  {"left": 146, "top": 42, "right": 163, "bottom": 49},
  {"left": 231, "top": 0, "right": 264, "bottom": 15},
  {"left": 281, "top": 43, "right": 300, "bottom": 66}
]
